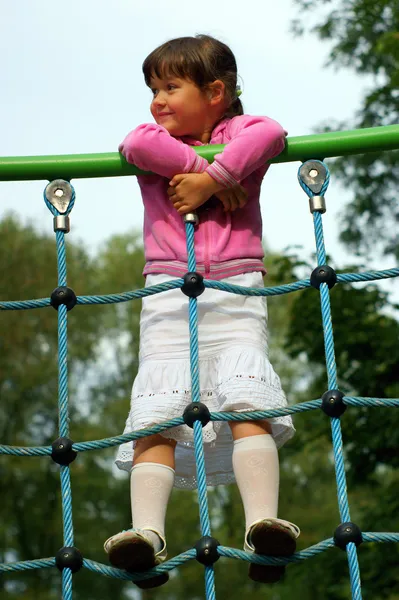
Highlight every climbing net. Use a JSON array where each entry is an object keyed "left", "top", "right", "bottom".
[{"left": 1, "top": 159, "right": 398, "bottom": 600}]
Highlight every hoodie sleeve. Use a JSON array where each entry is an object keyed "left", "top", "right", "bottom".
[
  {"left": 205, "top": 115, "right": 287, "bottom": 188},
  {"left": 119, "top": 123, "right": 209, "bottom": 178}
]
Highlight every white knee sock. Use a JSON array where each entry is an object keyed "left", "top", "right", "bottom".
[
  {"left": 130, "top": 462, "right": 175, "bottom": 552},
  {"left": 232, "top": 434, "right": 280, "bottom": 531}
]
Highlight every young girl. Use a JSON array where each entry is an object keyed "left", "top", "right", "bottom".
[{"left": 104, "top": 34, "right": 300, "bottom": 589}]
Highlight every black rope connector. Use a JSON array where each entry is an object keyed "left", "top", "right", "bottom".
[
  {"left": 310, "top": 265, "right": 337, "bottom": 290},
  {"left": 195, "top": 536, "right": 221, "bottom": 566},
  {"left": 183, "top": 402, "right": 211, "bottom": 428},
  {"left": 181, "top": 272, "right": 205, "bottom": 298},
  {"left": 51, "top": 437, "right": 77, "bottom": 466},
  {"left": 334, "top": 522, "right": 363, "bottom": 551},
  {"left": 55, "top": 546, "right": 83, "bottom": 573},
  {"left": 321, "top": 389, "right": 347, "bottom": 418},
  {"left": 50, "top": 286, "right": 77, "bottom": 311}
]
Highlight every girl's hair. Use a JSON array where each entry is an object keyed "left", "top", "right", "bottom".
[{"left": 143, "top": 34, "right": 243, "bottom": 119}]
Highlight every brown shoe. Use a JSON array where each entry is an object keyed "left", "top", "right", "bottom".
[
  {"left": 244, "top": 518, "right": 300, "bottom": 584},
  {"left": 104, "top": 529, "right": 168, "bottom": 589}
]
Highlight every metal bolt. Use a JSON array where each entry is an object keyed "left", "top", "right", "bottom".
[
  {"left": 55, "top": 189, "right": 64, "bottom": 197},
  {"left": 204, "top": 549, "right": 210, "bottom": 555},
  {"left": 309, "top": 169, "right": 318, "bottom": 178},
  {"left": 194, "top": 406, "right": 199, "bottom": 412}
]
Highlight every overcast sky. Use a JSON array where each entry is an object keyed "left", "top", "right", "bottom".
[{"left": 1, "top": 0, "right": 397, "bottom": 302}]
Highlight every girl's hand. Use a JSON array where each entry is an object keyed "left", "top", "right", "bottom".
[
  {"left": 167, "top": 172, "right": 223, "bottom": 215},
  {"left": 215, "top": 185, "right": 248, "bottom": 212}
]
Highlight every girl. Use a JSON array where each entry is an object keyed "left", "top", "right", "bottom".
[{"left": 104, "top": 34, "right": 300, "bottom": 589}]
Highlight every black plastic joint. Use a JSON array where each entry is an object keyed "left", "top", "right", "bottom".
[
  {"left": 55, "top": 546, "right": 83, "bottom": 573},
  {"left": 195, "top": 536, "right": 221, "bottom": 566},
  {"left": 183, "top": 402, "right": 211, "bottom": 428},
  {"left": 50, "top": 286, "right": 77, "bottom": 311},
  {"left": 51, "top": 437, "right": 77, "bottom": 466},
  {"left": 310, "top": 265, "right": 337, "bottom": 290},
  {"left": 321, "top": 389, "right": 347, "bottom": 418},
  {"left": 334, "top": 522, "right": 363, "bottom": 551},
  {"left": 181, "top": 272, "right": 205, "bottom": 298}
]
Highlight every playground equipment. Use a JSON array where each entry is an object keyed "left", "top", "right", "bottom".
[{"left": 1, "top": 124, "right": 399, "bottom": 599}]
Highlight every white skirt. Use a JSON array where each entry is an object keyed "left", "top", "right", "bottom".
[{"left": 115, "top": 271, "right": 295, "bottom": 489}]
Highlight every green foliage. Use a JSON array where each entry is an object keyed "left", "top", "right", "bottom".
[
  {"left": 291, "top": 0, "right": 399, "bottom": 261},
  {"left": 0, "top": 216, "right": 145, "bottom": 599},
  {"left": 284, "top": 260, "right": 399, "bottom": 599}
]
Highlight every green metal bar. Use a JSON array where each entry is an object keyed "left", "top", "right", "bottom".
[{"left": 1, "top": 124, "right": 398, "bottom": 182}]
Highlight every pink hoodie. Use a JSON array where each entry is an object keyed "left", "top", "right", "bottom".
[{"left": 119, "top": 115, "right": 286, "bottom": 280}]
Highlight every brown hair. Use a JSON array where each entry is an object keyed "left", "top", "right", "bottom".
[{"left": 142, "top": 34, "right": 243, "bottom": 119}]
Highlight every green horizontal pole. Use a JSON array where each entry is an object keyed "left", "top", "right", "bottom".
[{"left": 1, "top": 124, "right": 398, "bottom": 182}]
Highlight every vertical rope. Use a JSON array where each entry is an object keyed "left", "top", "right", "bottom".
[
  {"left": 45, "top": 182, "right": 76, "bottom": 599},
  {"left": 347, "top": 543, "right": 362, "bottom": 600},
  {"left": 299, "top": 162, "right": 362, "bottom": 600},
  {"left": 313, "top": 211, "right": 327, "bottom": 266},
  {"left": 62, "top": 567, "right": 73, "bottom": 600},
  {"left": 185, "top": 218, "right": 215, "bottom": 599},
  {"left": 319, "top": 283, "right": 338, "bottom": 390},
  {"left": 204, "top": 565, "right": 216, "bottom": 600}
]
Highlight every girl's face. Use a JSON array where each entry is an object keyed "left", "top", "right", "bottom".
[{"left": 149, "top": 73, "right": 216, "bottom": 141}]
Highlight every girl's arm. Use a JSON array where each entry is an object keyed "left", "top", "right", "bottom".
[
  {"left": 205, "top": 115, "right": 286, "bottom": 188},
  {"left": 119, "top": 123, "right": 209, "bottom": 178}
]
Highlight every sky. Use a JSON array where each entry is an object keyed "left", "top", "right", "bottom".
[{"left": 0, "top": 0, "right": 397, "bottom": 303}]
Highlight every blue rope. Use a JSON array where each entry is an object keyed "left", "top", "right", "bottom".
[
  {"left": 1, "top": 168, "right": 398, "bottom": 599},
  {"left": 3, "top": 268, "right": 399, "bottom": 311},
  {"left": 45, "top": 188, "right": 76, "bottom": 600},
  {"left": 298, "top": 160, "right": 360, "bottom": 600},
  {"left": 62, "top": 568, "right": 72, "bottom": 600},
  {"left": 185, "top": 219, "right": 215, "bottom": 598},
  {"left": 2, "top": 396, "right": 399, "bottom": 457},
  {"left": 3, "top": 532, "right": 399, "bottom": 574}
]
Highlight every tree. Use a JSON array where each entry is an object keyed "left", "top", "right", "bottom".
[
  {"left": 284, "top": 257, "right": 399, "bottom": 600},
  {"left": 0, "top": 216, "right": 144, "bottom": 600},
  {"left": 291, "top": 0, "right": 399, "bottom": 261}
]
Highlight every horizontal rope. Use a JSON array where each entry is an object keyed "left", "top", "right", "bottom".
[
  {"left": 1, "top": 268, "right": 398, "bottom": 312},
  {"left": 2, "top": 396, "right": 397, "bottom": 457},
  {"left": 0, "top": 558, "right": 55, "bottom": 573},
  {"left": 2, "top": 533, "right": 397, "bottom": 577},
  {"left": 205, "top": 279, "right": 311, "bottom": 296},
  {"left": 344, "top": 397, "right": 399, "bottom": 408},
  {"left": 337, "top": 269, "right": 399, "bottom": 284},
  {"left": 83, "top": 549, "right": 197, "bottom": 581},
  {"left": 0, "top": 298, "right": 50, "bottom": 310},
  {"left": 72, "top": 418, "right": 185, "bottom": 452},
  {"left": 219, "top": 538, "right": 335, "bottom": 565},
  {"left": 211, "top": 400, "right": 321, "bottom": 422}
]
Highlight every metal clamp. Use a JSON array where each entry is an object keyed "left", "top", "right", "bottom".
[
  {"left": 183, "top": 212, "right": 199, "bottom": 226},
  {"left": 45, "top": 180, "right": 73, "bottom": 214},
  {"left": 53, "top": 216, "right": 70, "bottom": 233},
  {"left": 309, "top": 195, "right": 326, "bottom": 214},
  {"left": 299, "top": 161, "right": 328, "bottom": 213}
]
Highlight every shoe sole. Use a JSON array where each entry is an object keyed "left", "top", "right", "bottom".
[
  {"left": 249, "top": 522, "right": 297, "bottom": 584},
  {"left": 108, "top": 536, "right": 169, "bottom": 589}
]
